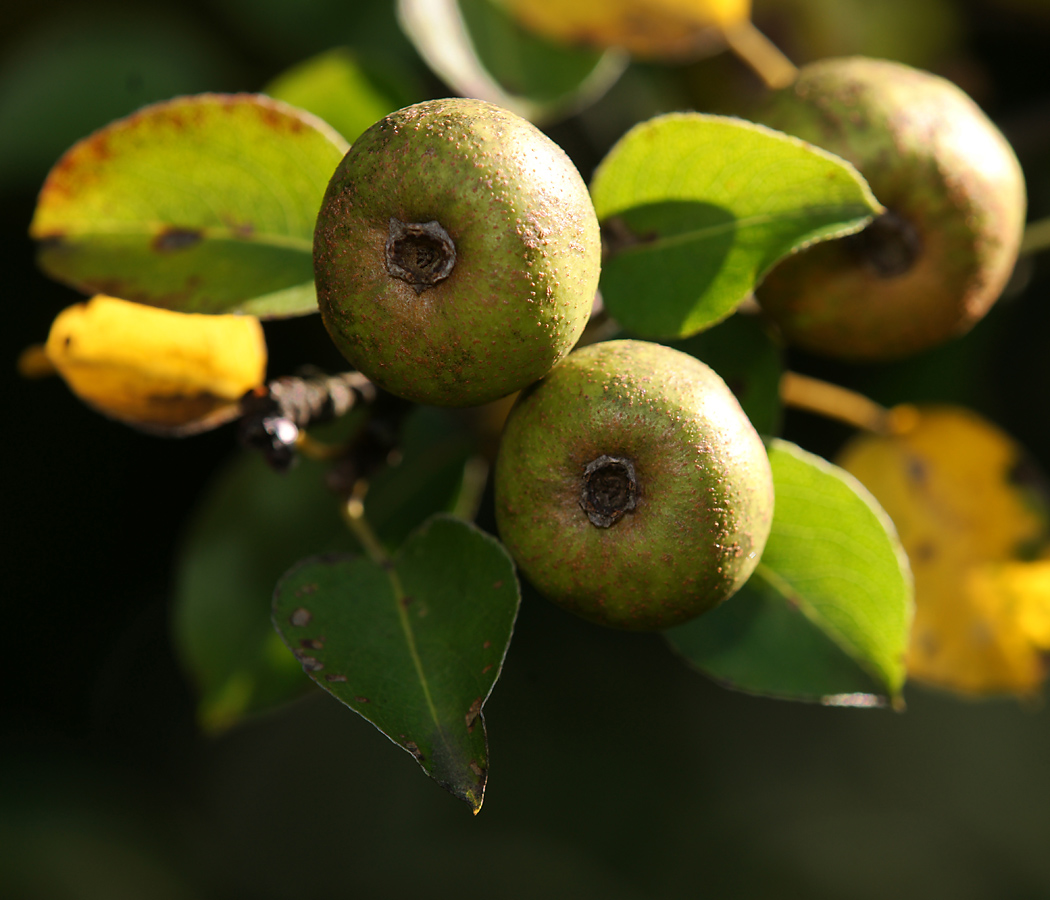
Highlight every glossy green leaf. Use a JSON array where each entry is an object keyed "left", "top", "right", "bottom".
[
  {"left": 667, "top": 439, "right": 913, "bottom": 703},
  {"left": 591, "top": 114, "right": 882, "bottom": 339},
  {"left": 30, "top": 94, "right": 349, "bottom": 317},
  {"left": 172, "top": 454, "right": 355, "bottom": 734},
  {"left": 273, "top": 515, "right": 520, "bottom": 812},
  {"left": 398, "top": 0, "right": 626, "bottom": 124},
  {"left": 264, "top": 47, "right": 407, "bottom": 145},
  {"left": 666, "top": 313, "right": 784, "bottom": 436}
]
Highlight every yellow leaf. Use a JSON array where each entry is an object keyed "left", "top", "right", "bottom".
[
  {"left": 45, "top": 295, "right": 267, "bottom": 435},
  {"left": 836, "top": 405, "right": 1050, "bottom": 696},
  {"left": 496, "top": 0, "right": 751, "bottom": 59}
]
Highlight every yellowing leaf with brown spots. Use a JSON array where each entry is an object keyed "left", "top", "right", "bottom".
[
  {"left": 495, "top": 0, "right": 750, "bottom": 59},
  {"left": 836, "top": 406, "right": 1050, "bottom": 696},
  {"left": 45, "top": 295, "right": 266, "bottom": 435}
]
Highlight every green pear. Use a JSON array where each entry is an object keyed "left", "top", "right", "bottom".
[
  {"left": 753, "top": 57, "right": 1026, "bottom": 361},
  {"left": 313, "top": 98, "right": 601, "bottom": 407},
  {"left": 494, "top": 339, "right": 774, "bottom": 631}
]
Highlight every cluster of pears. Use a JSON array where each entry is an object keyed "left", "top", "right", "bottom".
[
  {"left": 313, "top": 56, "right": 1025, "bottom": 626},
  {"left": 314, "top": 97, "right": 773, "bottom": 630}
]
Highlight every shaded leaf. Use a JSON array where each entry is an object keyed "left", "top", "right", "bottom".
[
  {"left": 30, "top": 94, "right": 348, "bottom": 317},
  {"left": 172, "top": 454, "right": 355, "bottom": 733},
  {"left": 264, "top": 47, "right": 407, "bottom": 144},
  {"left": 273, "top": 515, "right": 520, "bottom": 812},
  {"left": 666, "top": 312, "right": 783, "bottom": 435},
  {"left": 398, "top": 0, "right": 626, "bottom": 123},
  {"left": 837, "top": 405, "right": 1050, "bottom": 695},
  {"left": 590, "top": 114, "right": 881, "bottom": 338},
  {"left": 668, "top": 439, "right": 912, "bottom": 702}
]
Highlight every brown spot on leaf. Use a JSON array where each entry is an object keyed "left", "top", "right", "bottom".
[
  {"left": 300, "top": 638, "right": 324, "bottom": 650},
  {"left": 290, "top": 608, "right": 312, "bottom": 626},
  {"left": 295, "top": 583, "right": 318, "bottom": 598},
  {"left": 405, "top": 741, "right": 425, "bottom": 762},
  {"left": 298, "top": 655, "right": 323, "bottom": 672},
  {"left": 153, "top": 227, "right": 203, "bottom": 253},
  {"left": 465, "top": 697, "right": 483, "bottom": 731},
  {"left": 355, "top": 696, "right": 370, "bottom": 704},
  {"left": 469, "top": 761, "right": 484, "bottom": 777},
  {"left": 324, "top": 674, "right": 347, "bottom": 683}
]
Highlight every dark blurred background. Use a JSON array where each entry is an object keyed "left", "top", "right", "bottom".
[{"left": 5, "top": 1, "right": 1050, "bottom": 897}]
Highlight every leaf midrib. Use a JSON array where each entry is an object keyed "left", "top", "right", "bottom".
[{"left": 607, "top": 205, "right": 874, "bottom": 257}]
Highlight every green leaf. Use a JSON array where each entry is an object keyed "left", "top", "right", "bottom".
[
  {"left": 172, "top": 454, "right": 356, "bottom": 734},
  {"left": 590, "top": 114, "right": 882, "bottom": 339},
  {"left": 666, "top": 313, "right": 784, "bottom": 436},
  {"left": 30, "top": 93, "right": 349, "bottom": 317},
  {"left": 667, "top": 439, "right": 913, "bottom": 703},
  {"left": 398, "top": 0, "right": 626, "bottom": 124},
  {"left": 273, "top": 515, "right": 520, "bottom": 812},
  {"left": 264, "top": 47, "right": 408, "bottom": 145}
]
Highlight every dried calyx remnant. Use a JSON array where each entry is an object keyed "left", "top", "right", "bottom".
[
  {"left": 385, "top": 217, "right": 456, "bottom": 293},
  {"left": 580, "top": 455, "right": 638, "bottom": 527},
  {"left": 846, "top": 209, "right": 922, "bottom": 278}
]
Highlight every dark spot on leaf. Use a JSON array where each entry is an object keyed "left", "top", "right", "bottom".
[
  {"left": 405, "top": 741, "right": 425, "bottom": 762},
  {"left": 914, "top": 541, "right": 937, "bottom": 562},
  {"left": 300, "top": 638, "right": 324, "bottom": 650},
  {"left": 401, "top": 595, "right": 414, "bottom": 608},
  {"left": 290, "top": 607, "right": 312, "bottom": 626},
  {"left": 325, "top": 674, "right": 347, "bottom": 683},
  {"left": 153, "top": 227, "right": 203, "bottom": 253},
  {"left": 492, "top": 581, "right": 503, "bottom": 590},
  {"left": 298, "top": 655, "right": 323, "bottom": 672},
  {"left": 482, "top": 641, "right": 491, "bottom": 649},
  {"left": 906, "top": 456, "right": 927, "bottom": 485},
  {"left": 481, "top": 664, "right": 492, "bottom": 675},
  {"left": 355, "top": 696, "right": 370, "bottom": 704},
  {"left": 465, "top": 697, "right": 483, "bottom": 731}
]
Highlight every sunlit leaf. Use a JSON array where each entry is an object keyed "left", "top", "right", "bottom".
[
  {"left": 44, "top": 295, "right": 266, "bottom": 435},
  {"left": 495, "top": 0, "right": 750, "bottom": 59},
  {"left": 30, "top": 94, "right": 348, "bottom": 317},
  {"left": 837, "top": 405, "right": 1050, "bottom": 696},
  {"left": 590, "top": 114, "right": 881, "bottom": 338},
  {"left": 273, "top": 515, "right": 520, "bottom": 812},
  {"left": 264, "top": 47, "right": 407, "bottom": 144},
  {"left": 668, "top": 439, "right": 913, "bottom": 703}
]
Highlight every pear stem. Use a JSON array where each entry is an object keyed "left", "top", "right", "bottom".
[
  {"left": 722, "top": 20, "right": 798, "bottom": 90},
  {"left": 779, "top": 371, "right": 892, "bottom": 434},
  {"left": 1020, "top": 216, "right": 1050, "bottom": 257},
  {"left": 341, "top": 479, "right": 390, "bottom": 567}
]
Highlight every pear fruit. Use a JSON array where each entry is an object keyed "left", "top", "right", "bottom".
[
  {"left": 494, "top": 339, "right": 774, "bottom": 631},
  {"left": 313, "top": 98, "right": 601, "bottom": 407},
  {"left": 753, "top": 57, "right": 1026, "bottom": 361}
]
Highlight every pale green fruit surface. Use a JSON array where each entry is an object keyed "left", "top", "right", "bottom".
[
  {"left": 313, "top": 98, "right": 601, "bottom": 407},
  {"left": 754, "top": 57, "right": 1026, "bottom": 361},
  {"left": 494, "top": 339, "right": 774, "bottom": 631}
]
